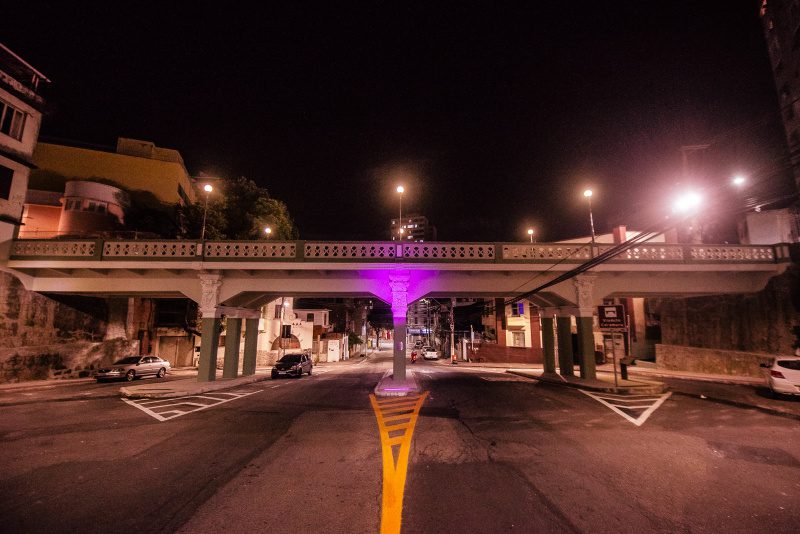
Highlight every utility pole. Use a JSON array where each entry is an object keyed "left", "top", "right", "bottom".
[{"left": 450, "top": 297, "right": 456, "bottom": 364}]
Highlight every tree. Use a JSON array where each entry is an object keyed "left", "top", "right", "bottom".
[{"left": 182, "top": 177, "right": 299, "bottom": 240}]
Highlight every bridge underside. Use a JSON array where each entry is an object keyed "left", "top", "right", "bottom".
[{"left": 4, "top": 242, "right": 789, "bottom": 385}]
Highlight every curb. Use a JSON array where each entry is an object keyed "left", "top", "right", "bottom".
[
  {"left": 374, "top": 369, "right": 421, "bottom": 397},
  {"left": 671, "top": 391, "right": 800, "bottom": 421},
  {"left": 507, "top": 370, "right": 668, "bottom": 395},
  {"left": 120, "top": 374, "right": 272, "bottom": 399}
]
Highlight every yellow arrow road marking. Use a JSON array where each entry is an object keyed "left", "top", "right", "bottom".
[{"left": 370, "top": 392, "right": 428, "bottom": 534}]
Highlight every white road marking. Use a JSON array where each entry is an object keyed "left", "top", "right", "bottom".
[
  {"left": 580, "top": 390, "right": 672, "bottom": 426},
  {"left": 122, "top": 389, "right": 262, "bottom": 422}
]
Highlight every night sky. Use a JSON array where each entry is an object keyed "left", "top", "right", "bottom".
[{"left": 5, "top": 1, "right": 796, "bottom": 241}]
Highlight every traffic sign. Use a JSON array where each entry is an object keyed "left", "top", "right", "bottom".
[{"left": 598, "top": 304, "right": 626, "bottom": 330}]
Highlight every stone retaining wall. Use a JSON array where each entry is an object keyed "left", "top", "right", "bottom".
[
  {"left": 0, "top": 338, "right": 139, "bottom": 383},
  {"left": 655, "top": 344, "right": 774, "bottom": 377},
  {"left": 469, "top": 344, "right": 543, "bottom": 364}
]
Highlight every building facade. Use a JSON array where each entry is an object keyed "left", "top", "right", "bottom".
[
  {"left": 390, "top": 214, "right": 437, "bottom": 241},
  {"left": 0, "top": 43, "right": 48, "bottom": 253},
  {"left": 761, "top": 0, "right": 800, "bottom": 191}
]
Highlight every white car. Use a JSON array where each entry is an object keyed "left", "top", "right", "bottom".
[
  {"left": 762, "top": 356, "right": 800, "bottom": 396},
  {"left": 422, "top": 346, "right": 438, "bottom": 360}
]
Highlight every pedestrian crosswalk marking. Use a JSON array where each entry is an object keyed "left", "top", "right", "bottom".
[
  {"left": 369, "top": 391, "right": 428, "bottom": 534},
  {"left": 580, "top": 390, "right": 672, "bottom": 426},
  {"left": 122, "top": 389, "right": 262, "bottom": 421}
]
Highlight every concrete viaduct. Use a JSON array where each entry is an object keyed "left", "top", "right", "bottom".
[{"left": 2, "top": 238, "right": 791, "bottom": 386}]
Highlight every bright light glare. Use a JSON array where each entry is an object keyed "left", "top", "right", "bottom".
[
  {"left": 583, "top": 189, "right": 593, "bottom": 198},
  {"left": 673, "top": 191, "right": 702, "bottom": 213},
  {"left": 527, "top": 228, "right": 534, "bottom": 235},
  {"left": 264, "top": 226, "right": 272, "bottom": 235},
  {"left": 396, "top": 185, "right": 405, "bottom": 194},
  {"left": 732, "top": 175, "right": 746, "bottom": 187},
  {"left": 203, "top": 184, "right": 213, "bottom": 193}
]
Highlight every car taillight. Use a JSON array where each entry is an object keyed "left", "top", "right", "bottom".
[{"left": 770, "top": 370, "right": 785, "bottom": 379}]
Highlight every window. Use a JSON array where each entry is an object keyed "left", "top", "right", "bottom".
[
  {"left": 281, "top": 325, "right": 292, "bottom": 338},
  {"left": 0, "top": 165, "right": 12, "bottom": 200},
  {"left": 86, "top": 201, "right": 107, "bottom": 213},
  {"left": 0, "top": 100, "right": 26, "bottom": 141},
  {"left": 274, "top": 305, "right": 283, "bottom": 319},
  {"left": 777, "top": 360, "right": 800, "bottom": 370},
  {"left": 510, "top": 302, "right": 524, "bottom": 316},
  {"left": 64, "top": 199, "right": 82, "bottom": 211},
  {"left": 306, "top": 313, "right": 314, "bottom": 322},
  {"left": 177, "top": 184, "right": 190, "bottom": 206}
]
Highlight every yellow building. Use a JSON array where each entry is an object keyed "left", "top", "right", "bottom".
[{"left": 31, "top": 137, "right": 196, "bottom": 206}]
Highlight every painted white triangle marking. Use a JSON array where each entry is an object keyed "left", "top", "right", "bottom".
[{"left": 580, "top": 390, "right": 672, "bottom": 426}]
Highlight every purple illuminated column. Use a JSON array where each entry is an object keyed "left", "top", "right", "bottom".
[{"left": 389, "top": 272, "right": 410, "bottom": 381}]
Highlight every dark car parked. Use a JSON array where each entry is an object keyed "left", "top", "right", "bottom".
[{"left": 271, "top": 353, "right": 313, "bottom": 378}]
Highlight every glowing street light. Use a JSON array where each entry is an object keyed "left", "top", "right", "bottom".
[
  {"left": 673, "top": 191, "right": 702, "bottom": 213},
  {"left": 527, "top": 228, "right": 535, "bottom": 243},
  {"left": 396, "top": 185, "right": 405, "bottom": 239},
  {"left": 264, "top": 226, "right": 272, "bottom": 237},
  {"left": 732, "top": 175, "right": 746, "bottom": 187},
  {"left": 200, "top": 184, "right": 213, "bottom": 240},
  {"left": 583, "top": 189, "right": 596, "bottom": 248}
]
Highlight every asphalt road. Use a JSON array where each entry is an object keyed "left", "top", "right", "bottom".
[{"left": 1, "top": 352, "right": 799, "bottom": 533}]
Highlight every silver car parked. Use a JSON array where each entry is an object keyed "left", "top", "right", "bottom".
[{"left": 95, "top": 355, "right": 171, "bottom": 382}]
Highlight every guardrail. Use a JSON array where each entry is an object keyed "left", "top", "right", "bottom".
[{"left": 9, "top": 239, "right": 789, "bottom": 265}]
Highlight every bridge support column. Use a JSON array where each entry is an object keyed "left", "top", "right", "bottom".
[
  {"left": 198, "top": 317, "right": 221, "bottom": 382},
  {"left": 556, "top": 314, "right": 574, "bottom": 377},
  {"left": 223, "top": 318, "right": 242, "bottom": 379},
  {"left": 197, "top": 273, "right": 222, "bottom": 382},
  {"left": 574, "top": 274, "right": 597, "bottom": 380},
  {"left": 576, "top": 315, "right": 596, "bottom": 379},
  {"left": 242, "top": 317, "right": 259, "bottom": 376},
  {"left": 494, "top": 298, "right": 507, "bottom": 346},
  {"left": 540, "top": 309, "right": 557, "bottom": 375},
  {"left": 389, "top": 272, "right": 410, "bottom": 382}
]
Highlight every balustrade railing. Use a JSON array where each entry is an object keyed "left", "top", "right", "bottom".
[
  {"left": 8, "top": 238, "right": 787, "bottom": 266},
  {"left": 205, "top": 242, "right": 296, "bottom": 259},
  {"left": 104, "top": 240, "right": 198, "bottom": 258},
  {"left": 403, "top": 243, "right": 495, "bottom": 260},
  {"left": 304, "top": 242, "right": 395, "bottom": 259},
  {"left": 12, "top": 240, "right": 96, "bottom": 257}
]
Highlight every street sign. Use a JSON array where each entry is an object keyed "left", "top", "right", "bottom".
[{"left": 598, "top": 305, "right": 626, "bottom": 330}]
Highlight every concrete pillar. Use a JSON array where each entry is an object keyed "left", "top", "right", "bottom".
[
  {"left": 393, "top": 316, "right": 407, "bottom": 380},
  {"left": 223, "top": 318, "right": 242, "bottom": 378},
  {"left": 242, "top": 317, "right": 259, "bottom": 376},
  {"left": 389, "top": 272, "right": 410, "bottom": 381},
  {"left": 494, "top": 297, "right": 507, "bottom": 346},
  {"left": 576, "top": 315, "right": 596, "bottom": 379},
  {"left": 528, "top": 305, "right": 542, "bottom": 351},
  {"left": 573, "top": 274, "right": 598, "bottom": 380},
  {"left": 197, "top": 317, "right": 221, "bottom": 382},
  {"left": 541, "top": 311, "right": 557, "bottom": 375},
  {"left": 197, "top": 273, "right": 223, "bottom": 382},
  {"left": 556, "top": 315, "right": 574, "bottom": 377}
]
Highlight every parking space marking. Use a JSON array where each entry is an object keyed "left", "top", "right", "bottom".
[
  {"left": 580, "top": 390, "right": 672, "bottom": 426},
  {"left": 370, "top": 391, "right": 429, "bottom": 534},
  {"left": 122, "top": 389, "right": 262, "bottom": 421}
]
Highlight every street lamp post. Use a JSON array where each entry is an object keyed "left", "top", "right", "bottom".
[
  {"left": 200, "top": 184, "right": 213, "bottom": 240},
  {"left": 396, "top": 185, "right": 404, "bottom": 239},
  {"left": 527, "top": 228, "right": 535, "bottom": 243},
  {"left": 583, "top": 189, "right": 596, "bottom": 248}
]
